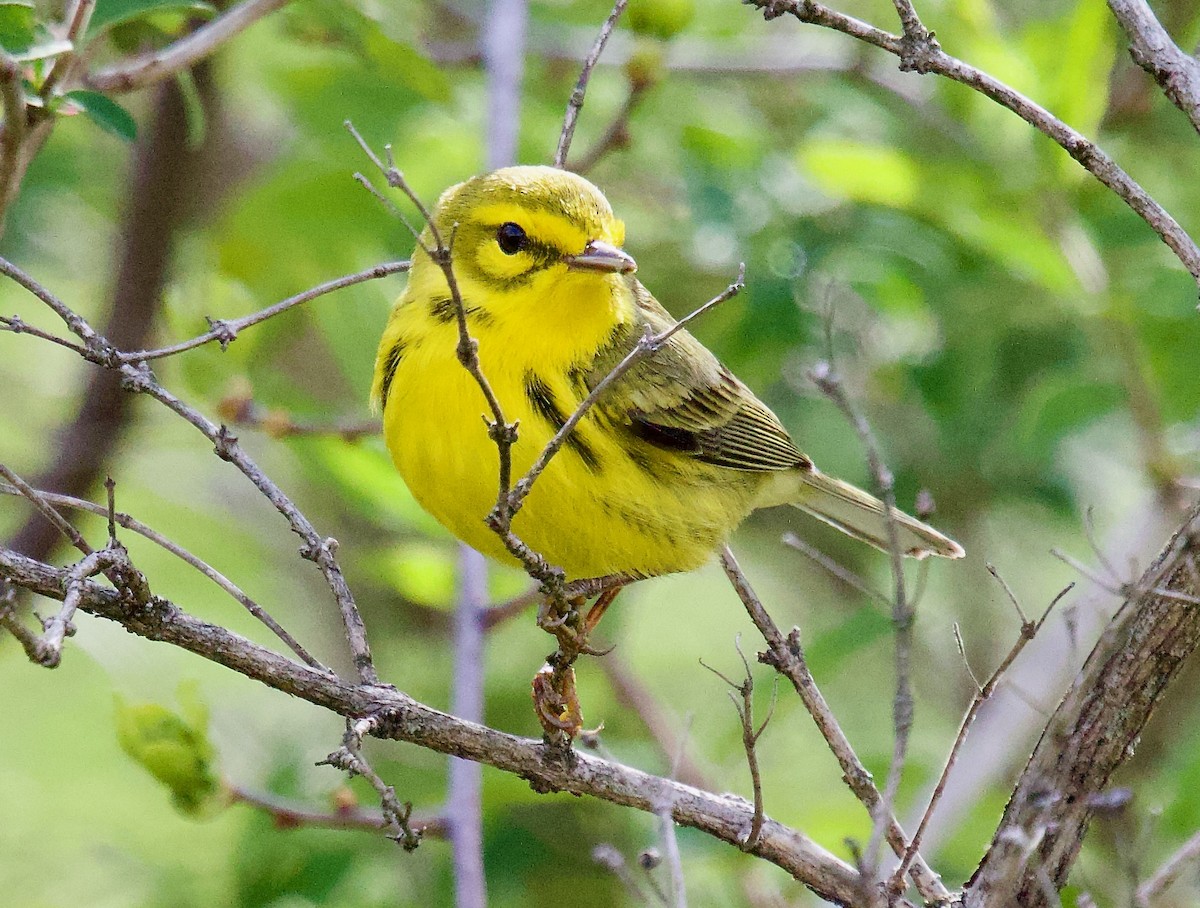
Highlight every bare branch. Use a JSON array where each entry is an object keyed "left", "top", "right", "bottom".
[
  {"left": 320, "top": 717, "right": 422, "bottom": 850},
  {"left": 226, "top": 783, "right": 450, "bottom": 835},
  {"left": 743, "top": 0, "right": 1200, "bottom": 289},
  {"left": 0, "top": 480, "right": 327, "bottom": 670},
  {"left": 702, "top": 641, "right": 776, "bottom": 853},
  {"left": 0, "top": 314, "right": 88, "bottom": 354},
  {"left": 554, "top": 0, "right": 629, "bottom": 169},
  {"left": 87, "top": 0, "right": 294, "bottom": 93},
  {"left": 0, "top": 463, "right": 94, "bottom": 558},
  {"left": 0, "top": 263, "right": 379, "bottom": 685},
  {"left": 0, "top": 544, "right": 872, "bottom": 906},
  {"left": 718, "top": 545, "right": 948, "bottom": 903},
  {"left": 887, "top": 580, "right": 1068, "bottom": 893}
]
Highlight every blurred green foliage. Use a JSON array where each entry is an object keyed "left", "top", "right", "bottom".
[{"left": 3, "top": 0, "right": 1200, "bottom": 905}]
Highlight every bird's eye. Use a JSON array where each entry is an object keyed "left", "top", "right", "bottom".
[{"left": 496, "top": 222, "right": 528, "bottom": 255}]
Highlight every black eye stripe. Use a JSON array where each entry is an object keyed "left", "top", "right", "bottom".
[{"left": 496, "top": 222, "right": 528, "bottom": 254}]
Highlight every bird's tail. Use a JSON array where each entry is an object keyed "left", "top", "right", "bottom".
[{"left": 790, "top": 470, "right": 964, "bottom": 560}]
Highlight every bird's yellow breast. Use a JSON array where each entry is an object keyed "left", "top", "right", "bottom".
[{"left": 376, "top": 278, "right": 760, "bottom": 580}]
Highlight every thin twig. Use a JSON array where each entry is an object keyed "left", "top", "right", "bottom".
[
  {"left": 0, "top": 481, "right": 327, "bottom": 670},
  {"left": 122, "top": 262, "right": 410, "bottom": 363},
  {"left": 657, "top": 801, "right": 688, "bottom": 908},
  {"left": 718, "top": 544, "right": 949, "bottom": 903},
  {"left": 0, "top": 581, "right": 43, "bottom": 660},
  {"left": 0, "top": 315, "right": 89, "bottom": 354},
  {"left": 40, "top": 547, "right": 120, "bottom": 667},
  {"left": 0, "top": 464, "right": 93, "bottom": 557},
  {"left": 743, "top": 0, "right": 1200, "bottom": 289},
  {"left": 554, "top": 0, "right": 629, "bottom": 168},
  {"left": 701, "top": 639, "right": 777, "bottom": 852},
  {"left": 0, "top": 256, "right": 105, "bottom": 350},
  {"left": 228, "top": 783, "right": 414, "bottom": 832},
  {"left": 87, "top": 0, "right": 294, "bottom": 93},
  {"left": 807, "top": 357, "right": 912, "bottom": 882},
  {"left": 592, "top": 844, "right": 650, "bottom": 902},
  {"left": 888, "top": 578, "right": 1070, "bottom": 893},
  {"left": 572, "top": 80, "right": 650, "bottom": 174},
  {"left": 320, "top": 717, "right": 422, "bottom": 850}
]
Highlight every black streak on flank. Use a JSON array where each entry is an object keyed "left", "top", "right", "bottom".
[
  {"left": 379, "top": 339, "right": 407, "bottom": 409},
  {"left": 523, "top": 372, "right": 601, "bottom": 472},
  {"left": 429, "top": 296, "right": 494, "bottom": 327}
]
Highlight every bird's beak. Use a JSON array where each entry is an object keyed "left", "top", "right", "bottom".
[{"left": 565, "top": 240, "right": 637, "bottom": 274}]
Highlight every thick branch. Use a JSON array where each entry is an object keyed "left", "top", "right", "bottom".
[
  {"left": 0, "top": 545, "right": 871, "bottom": 907},
  {"left": 967, "top": 501, "right": 1200, "bottom": 906}
]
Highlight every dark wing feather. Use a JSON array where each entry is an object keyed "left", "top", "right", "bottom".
[{"left": 589, "top": 280, "right": 810, "bottom": 473}]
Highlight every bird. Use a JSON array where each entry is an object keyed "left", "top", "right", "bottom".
[{"left": 371, "top": 165, "right": 962, "bottom": 590}]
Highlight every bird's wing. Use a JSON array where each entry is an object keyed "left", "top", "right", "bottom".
[{"left": 588, "top": 281, "right": 810, "bottom": 473}]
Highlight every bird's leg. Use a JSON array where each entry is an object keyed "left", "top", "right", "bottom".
[{"left": 530, "top": 584, "right": 625, "bottom": 741}]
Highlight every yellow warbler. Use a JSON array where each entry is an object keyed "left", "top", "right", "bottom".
[{"left": 372, "top": 166, "right": 962, "bottom": 581}]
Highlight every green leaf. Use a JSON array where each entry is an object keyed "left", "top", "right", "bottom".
[
  {"left": 64, "top": 89, "right": 137, "bottom": 141},
  {"left": 114, "top": 683, "right": 220, "bottom": 816},
  {"left": 0, "top": 1, "right": 34, "bottom": 54},
  {"left": 88, "top": 0, "right": 214, "bottom": 35}
]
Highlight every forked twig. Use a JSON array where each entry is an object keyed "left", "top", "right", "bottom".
[
  {"left": 701, "top": 638, "right": 778, "bottom": 852},
  {"left": 319, "top": 717, "right": 422, "bottom": 850},
  {"left": 0, "top": 480, "right": 327, "bottom": 670},
  {"left": 888, "top": 573, "right": 1072, "bottom": 893},
  {"left": 719, "top": 545, "right": 949, "bottom": 902}
]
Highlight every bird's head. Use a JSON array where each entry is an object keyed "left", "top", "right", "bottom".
[{"left": 411, "top": 166, "right": 637, "bottom": 322}]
